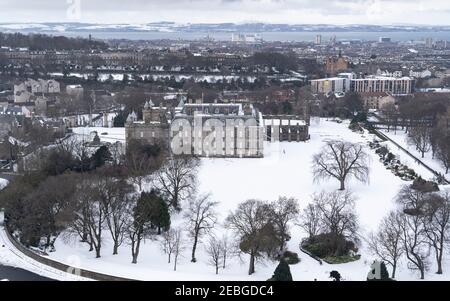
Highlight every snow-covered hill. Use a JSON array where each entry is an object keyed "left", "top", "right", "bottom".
[{"left": 0, "top": 22, "right": 449, "bottom": 33}]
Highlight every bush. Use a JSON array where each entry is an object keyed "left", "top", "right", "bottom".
[
  {"left": 323, "top": 255, "right": 361, "bottom": 264},
  {"left": 411, "top": 178, "right": 439, "bottom": 193},
  {"left": 302, "top": 233, "right": 358, "bottom": 258},
  {"left": 282, "top": 250, "right": 300, "bottom": 265},
  {"left": 349, "top": 122, "right": 363, "bottom": 133}
]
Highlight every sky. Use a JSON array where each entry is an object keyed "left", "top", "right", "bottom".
[{"left": 0, "top": 0, "right": 449, "bottom": 25}]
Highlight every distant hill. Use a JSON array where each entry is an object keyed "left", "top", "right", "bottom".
[
  {"left": 0, "top": 32, "right": 108, "bottom": 50},
  {"left": 0, "top": 22, "right": 449, "bottom": 34}
]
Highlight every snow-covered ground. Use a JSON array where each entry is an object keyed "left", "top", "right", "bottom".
[
  {"left": 0, "top": 212, "right": 88, "bottom": 281},
  {"left": 37, "top": 119, "right": 450, "bottom": 280},
  {"left": 380, "top": 128, "right": 447, "bottom": 177},
  {"left": 0, "top": 179, "right": 9, "bottom": 191},
  {"left": 71, "top": 127, "right": 126, "bottom": 144}
]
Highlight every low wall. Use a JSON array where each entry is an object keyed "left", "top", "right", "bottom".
[{"left": 3, "top": 224, "right": 137, "bottom": 281}]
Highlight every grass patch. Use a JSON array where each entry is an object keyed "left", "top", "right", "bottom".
[{"left": 322, "top": 255, "right": 361, "bottom": 264}]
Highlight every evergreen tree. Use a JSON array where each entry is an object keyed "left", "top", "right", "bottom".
[
  {"left": 113, "top": 112, "right": 126, "bottom": 127},
  {"left": 268, "top": 259, "right": 293, "bottom": 281},
  {"left": 90, "top": 146, "right": 112, "bottom": 170},
  {"left": 141, "top": 190, "right": 171, "bottom": 235}
]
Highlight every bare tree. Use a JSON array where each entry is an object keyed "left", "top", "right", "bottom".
[
  {"left": 380, "top": 102, "right": 398, "bottom": 134},
  {"left": 157, "top": 155, "right": 200, "bottom": 210},
  {"left": 368, "top": 211, "right": 404, "bottom": 279},
  {"left": 184, "top": 194, "right": 218, "bottom": 263},
  {"left": 422, "top": 192, "right": 450, "bottom": 274},
  {"left": 269, "top": 197, "right": 299, "bottom": 252},
  {"left": 313, "top": 190, "right": 358, "bottom": 240},
  {"left": 226, "top": 199, "right": 277, "bottom": 275},
  {"left": 397, "top": 186, "right": 429, "bottom": 279},
  {"left": 173, "top": 227, "right": 185, "bottom": 271},
  {"left": 99, "top": 174, "right": 134, "bottom": 255},
  {"left": 160, "top": 228, "right": 177, "bottom": 264},
  {"left": 299, "top": 203, "right": 322, "bottom": 239},
  {"left": 221, "top": 234, "right": 230, "bottom": 269},
  {"left": 77, "top": 176, "right": 107, "bottom": 258},
  {"left": 435, "top": 135, "right": 450, "bottom": 174},
  {"left": 312, "top": 140, "right": 370, "bottom": 190},
  {"left": 409, "top": 125, "right": 432, "bottom": 158},
  {"left": 205, "top": 234, "right": 222, "bottom": 275}
]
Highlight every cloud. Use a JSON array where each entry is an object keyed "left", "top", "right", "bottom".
[{"left": 0, "top": 0, "right": 449, "bottom": 25}]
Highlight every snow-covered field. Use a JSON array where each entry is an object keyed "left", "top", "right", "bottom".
[
  {"left": 37, "top": 119, "right": 450, "bottom": 280},
  {"left": 71, "top": 127, "right": 126, "bottom": 144}
]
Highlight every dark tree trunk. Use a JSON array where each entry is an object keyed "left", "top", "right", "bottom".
[
  {"left": 436, "top": 242, "right": 443, "bottom": 274},
  {"left": 339, "top": 180, "right": 345, "bottom": 191},
  {"left": 248, "top": 253, "right": 256, "bottom": 275},
  {"left": 132, "top": 238, "right": 141, "bottom": 264},
  {"left": 191, "top": 230, "right": 199, "bottom": 263},
  {"left": 113, "top": 242, "right": 119, "bottom": 255}
]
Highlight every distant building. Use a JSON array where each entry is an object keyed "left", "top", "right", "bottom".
[
  {"left": 325, "top": 52, "right": 350, "bottom": 75},
  {"left": 351, "top": 76, "right": 414, "bottom": 95},
  {"left": 231, "top": 33, "right": 263, "bottom": 44},
  {"left": 14, "top": 79, "right": 60, "bottom": 103},
  {"left": 66, "top": 84, "right": 84, "bottom": 99},
  {"left": 311, "top": 73, "right": 355, "bottom": 94},
  {"left": 263, "top": 115, "right": 310, "bottom": 142},
  {"left": 171, "top": 103, "right": 264, "bottom": 158},
  {"left": 311, "top": 75, "right": 415, "bottom": 95},
  {"left": 125, "top": 100, "right": 170, "bottom": 147},
  {"left": 409, "top": 69, "right": 432, "bottom": 79},
  {"left": 360, "top": 92, "right": 396, "bottom": 110},
  {"left": 311, "top": 77, "right": 347, "bottom": 94},
  {"left": 315, "top": 35, "right": 322, "bottom": 45},
  {"left": 379, "top": 37, "right": 392, "bottom": 43}
]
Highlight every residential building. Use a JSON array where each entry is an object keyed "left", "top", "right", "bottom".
[
  {"left": 360, "top": 92, "right": 396, "bottom": 110},
  {"left": 350, "top": 76, "right": 414, "bottom": 95}
]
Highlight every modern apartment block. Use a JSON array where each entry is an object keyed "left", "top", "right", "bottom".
[
  {"left": 311, "top": 74, "right": 415, "bottom": 95},
  {"left": 350, "top": 76, "right": 415, "bottom": 94}
]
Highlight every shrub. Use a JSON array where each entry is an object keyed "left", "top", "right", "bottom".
[
  {"left": 282, "top": 250, "right": 300, "bottom": 265},
  {"left": 411, "top": 178, "right": 439, "bottom": 193},
  {"left": 302, "top": 233, "right": 358, "bottom": 258}
]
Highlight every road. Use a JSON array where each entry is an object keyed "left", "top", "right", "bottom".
[{"left": 0, "top": 265, "right": 54, "bottom": 281}]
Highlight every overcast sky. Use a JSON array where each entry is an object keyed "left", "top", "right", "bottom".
[{"left": 0, "top": 0, "right": 449, "bottom": 25}]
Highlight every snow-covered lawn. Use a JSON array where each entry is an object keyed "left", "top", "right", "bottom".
[
  {"left": 71, "top": 127, "right": 126, "bottom": 144},
  {"left": 380, "top": 128, "right": 447, "bottom": 177},
  {"left": 45, "top": 118, "right": 450, "bottom": 281}
]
